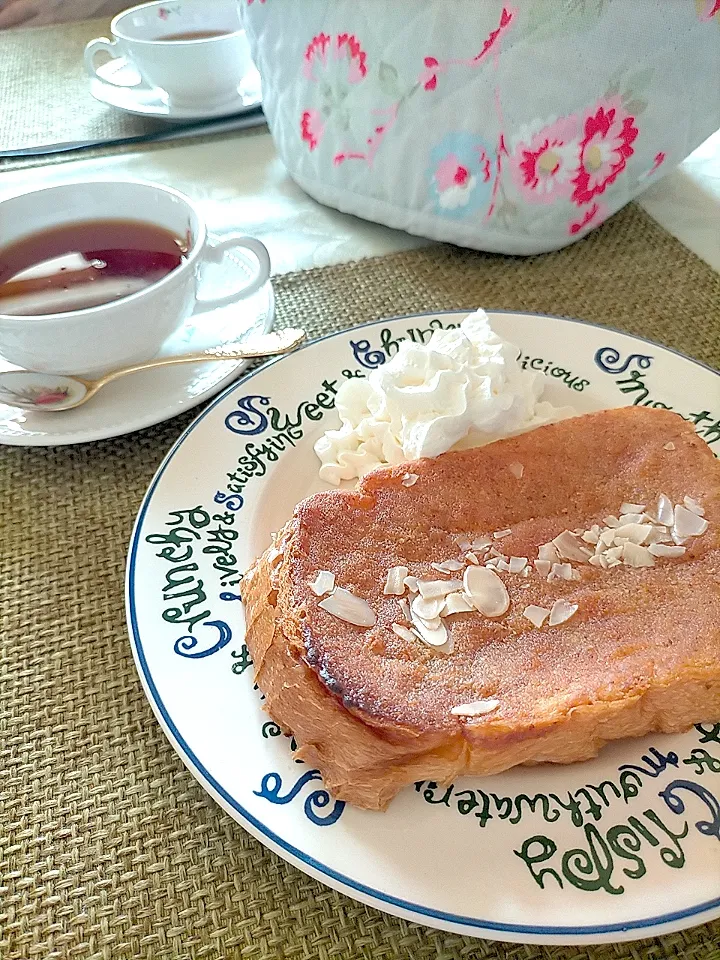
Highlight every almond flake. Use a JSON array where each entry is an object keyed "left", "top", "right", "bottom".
[
  {"left": 391, "top": 623, "right": 418, "bottom": 643},
  {"left": 319, "top": 588, "right": 376, "bottom": 627},
  {"left": 496, "top": 559, "right": 511, "bottom": 572},
  {"left": 652, "top": 493, "right": 674, "bottom": 527},
  {"left": 509, "top": 556, "right": 528, "bottom": 574},
  {"left": 458, "top": 537, "right": 473, "bottom": 552},
  {"left": 549, "top": 562, "right": 573, "bottom": 581},
  {"left": 589, "top": 554, "right": 609, "bottom": 568},
  {"left": 663, "top": 441, "right": 675, "bottom": 451},
  {"left": 508, "top": 462, "right": 524, "bottom": 479},
  {"left": 450, "top": 699, "right": 500, "bottom": 718},
  {"left": 463, "top": 552, "right": 478, "bottom": 565},
  {"left": 417, "top": 578, "right": 463, "bottom": 599},
  {"left": 471, "top": 536, "right": 492, "bottom": 551},
  {"left": 401, "top": 472, "right": 419, "bottom": 487},
  {"left": 603, "top": 516, "right": 621, "bottom": 528},
  {"left": 443, "top": 591, "right": 474, "bottom": 615},
  {"left": 309, "top": 570, "right": 335, "bottom": 596},
  {"left": 431, "top": 559, "right": 465, "bottom": 574},
  {"left": 383, "top": 566, "right": 409, "bottom": 595},
  {"left": 493, "top": 528, "right": 512, "bottom": 540},
  {"left": 620, "top": 502, "right": 646, "bottom": 515},
  {"left": 612, "top": 523, "right": 651, "bottom": 545},
  {"left": 648, "top": 543, "right": 686, "bottom": 558},
  {"left": 537, "top": 543, "right": 560, "bottom": 563},
  {"left": 523, "top": 605, "right": 550, "bottom": 627},
  {"left": 621, "top": 542, "right": 655, "bottom": 567},
  {"left": 673, "top": 504, "right": 708, "bottom": 538},
  {"left": 463, "top": 566, "right": 510, "bottom": 618},
  {"left": 267, "top": 547, "right": 283, "bottom": 568},
  {"left": 533, "top": 559, "right": 552, "bottom": 577},
  {"left": 548, "top": 599, "right": 578, "bottom": 626},
  {"left": 411, "top": 594, "right": 445, "bottom": 621},
  {"left": 404, "top": 575, "right": 419, "bottom": 593},
  {"left": 552, "top": 530, "right": 593, "bottom": 563},
  {"left": 604, "top": 545, "right": 624, "bottom": 561},
  {"left": 581, "top": 529, "right": 599, "bottom": 545},
  {"left": 618, "top": 513, "right": 646, "bottom": 525},
  {"left": 411, "top": 615, "right": 448, "bottom": 647},
  {"left": 599, "top": 528, "right": 616, "bottom": 547},
  {"left": 488, "top": 547, "right": 508, "bottom": 559},
  {"left": 398, "top": 598, "right": 410, "bottom": 620},
  {"left": 683, "top": 496, "right": 705, "bottom": 517}
]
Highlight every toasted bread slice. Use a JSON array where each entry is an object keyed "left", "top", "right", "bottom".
[{"left": 242, "top": 407, "right": 720, "bottom": 810}]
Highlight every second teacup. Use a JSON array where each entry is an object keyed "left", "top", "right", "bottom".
[
  {"left": 0, "top": 180, "right": 271, "bottom": 376},
  {"left": 85, "top": 0, "right": 251, "bottom": 110}
]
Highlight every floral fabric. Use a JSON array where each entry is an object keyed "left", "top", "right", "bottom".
[{"left": 243, "top": 0, "right": 720, "bottom": 255}]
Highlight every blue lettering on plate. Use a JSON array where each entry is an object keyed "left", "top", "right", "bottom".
[
  {"left": 254, "top": 769, "right": 346, "bottom": 826},
  {"left": 174, "top": 619, "right": 232, "bottom": 658},
  {"left": 224, "top": 395, "right": 271, "bottom": 435},
  {"left": 660, "top": 779, "right": 720, "bottom": 840},
  {"left": 350, "top": 338, "right": 386, "bottom": 370},
  {"left": 594, "top": 347, "right": 654, "bottom": 375}
]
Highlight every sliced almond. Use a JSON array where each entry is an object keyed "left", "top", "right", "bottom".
[
  {"left": 411, "top": 594, "right": 445, "bottom": 621},
  {"left": 652, "top": 493, "right": 674, "bottom": 527},
  {"left": 319, "top": 588, "right": 376, "bottom": 627},
  {"left": 471, "top": 536, "right": 492, "bottom": 551},
  {"left": 523, "top": 605, "right": 550, "bottom": 627},
  {"left": 533, "top": 559, "right": 552, "bottom": 577},
  {"left": 309, "top": 570, "right": 335, "bottom": 596},
  {"left": 411, "top": 615, "right": 448, "bottom": 647},
  {"left": 465, "top": 551, "right": 480, "bottom": 565},
  {"left": 552, "top": 530, "right": 592, "bottom": 563},
  {"left": 617, "top": 513, "right": 646, "bottom": 525},
  {"left": 537, "top": 542, "right": 560, "bottom": 563},
  {"left": 683, "top": 496, "right": 704, "bottom": 517},
  {"left": 648, "top": 543, "right": 686, "bottom": 558},
  {"left": 549, "top": 562, "right": 573, "bottom": 581},
  {"left": 508, "top": 462, "right": 524, "bottom": 479},
  {"left": 663, "top": 441, "right": 675, "bottom": 451},
  {"left": 620, "top": 502, "right": 646, "bottom": 515},
  {"left": 450, "top": 699, "right": 500, "bottom": 717},
  {"left": 431, "top": 559, "right": 465, "bottom": 574},
  {"left": 509, "top": 556, "right": 528, "bottom": 574},
  {"left": 443, "top": 591, "right": 474, "bottom": 614},
  {"left": 673, "top": 504, "right": 708, "bottom": 538},
  {"left": 267, "top": 546, "right": 283, "bottom": 568},
  {"left": 548, "top": 599, "right": 578, "bottom": 626},
  {"left": 463, "top": 566, "right": 510, "bottom": 618},
  {"left": 398, "top": 597, "right": 410, "bottom": 620},
  {"left": 383, "top": 565, "right": 409, "bottom": 595},
  {"left": 401, "top": 472, "right": 419, "bottom": 487},
  {"left": 493, "top": 528, "right": 512, "bottom": 540},
  {"left": 589, "top": 554, "right": 609, "bottom": 568},
  {"left": 622, "top": 542, "right": 655, "bottom": 567},
  {"left": 611, "top": 523, "right": 651, "bottom": 545},
  {"left": 417, "top": 578, "right": 463, "bottom": 599},
  {"left": 391, "top": 623, "right": 418, "bottom": 643},
  {"left": 581, "top": 529, "right": 599, "bottom": 545},
  {"left": 404, "top": 575, "right": 419, "bottom": 593}
]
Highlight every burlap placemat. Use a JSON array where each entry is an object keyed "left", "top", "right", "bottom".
[
  {"left": 1, "top": 204, "right": 719, "bottom": 960},
  {"left": 0, "top": 17, "right": 265, "bottom": 160}
]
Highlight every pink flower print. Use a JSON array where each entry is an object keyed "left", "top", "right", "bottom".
[
  {"left": 300, "top": 32, "right": 369, "bottom": 152},
  {"left": 696, "top": 0, "right": 720, "bottom": 19},
  {"left": 420, "top": 7, "right": 515, "bottom": 90},
  {"left": 302, "top": 32, "right": 366, "bottom": 84},
  {"left": 568, "top": 200, "right": 609, "bottom": 236},
  {"left": 300, "top": 109, "right": 324, "bottom": 151},
  {"left": 509, "top": 116, "right": 579, "bottom": 204},
  {"left": 428, "top": 133, "right": 494, "bottom": 218},
  {"left": 571, "top": 97, "right": 638, "bottom": 206}
]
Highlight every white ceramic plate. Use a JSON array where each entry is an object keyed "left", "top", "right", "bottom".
[
  {"left": 0, "top": 248, "right": 274, "bottom": 446},
  {"left": 91, "top": 58, "right": 262, "bottom": 120},
  {"left": 126, "top": 311, "right": 720, "bottom": 945}
]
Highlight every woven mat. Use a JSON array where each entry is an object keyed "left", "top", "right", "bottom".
[
  {"left": 1, "top": 204, "right": 719, "bottom": 960},
  {"left": 0, "top": 17, "right": 265, "bottom": 161}
]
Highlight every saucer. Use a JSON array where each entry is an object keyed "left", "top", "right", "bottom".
[
  {"left": 90, "top": 58, "right": 262, "bottom": 120},
  {"left": 0, "top": 247, "right": 274, "bottom": 447}
]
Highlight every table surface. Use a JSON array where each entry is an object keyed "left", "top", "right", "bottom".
[{"left": 1, "top": 125, "right": 719, "bottom": 278}]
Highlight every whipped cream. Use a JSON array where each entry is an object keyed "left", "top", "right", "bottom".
[{"left": 314, "top": 309, "right": 574, "bottom": 485}]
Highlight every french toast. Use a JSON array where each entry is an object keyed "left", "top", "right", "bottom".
[{"left": 242, "top": 407, "right": 720, "bottom": 810}]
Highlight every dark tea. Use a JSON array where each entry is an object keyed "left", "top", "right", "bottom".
[
  {"left": 158, "top": 30, "right": 230, "bottom": 41},
  {"left": 0, "top": 219, "right": 188, "bottom": 316}
]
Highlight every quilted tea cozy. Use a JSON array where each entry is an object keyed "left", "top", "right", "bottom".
[{"left": 243, "top": 0, "right": 720, "bottom": 254}]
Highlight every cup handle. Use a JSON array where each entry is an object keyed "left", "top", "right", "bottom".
[
  {"left": 84, "top": 37, "right": 130, "bottom": 85},
  {"left": 193, "top": 235, "right": 272, "bottom": 313}
]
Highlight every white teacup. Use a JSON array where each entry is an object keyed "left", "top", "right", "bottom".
[
  {"left": 84, "top": 0, "right": 251, "bottom": 110},
  {"left": 0, "top": 180, "right": 271, "bottom": 377}
]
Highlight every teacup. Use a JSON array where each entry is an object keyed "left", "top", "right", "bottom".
[
  {"left": 0, "top": 180, "right": 271, "bottom": 377},
  {"left": 84, "top": 0, "right": 251, "bottom": 110}
]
